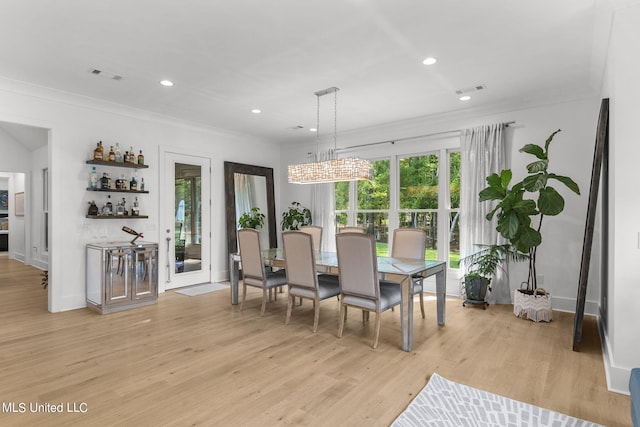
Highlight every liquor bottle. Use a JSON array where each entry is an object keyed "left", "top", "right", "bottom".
[
  {"left": 100, "top": 173, "right": 110, "bottom": 190},
  {"left": 137, "top": 150, "right": 144, "bottom": 165},
  {"left": 93, "top": 142, "right": 103, "bottom": 161},
  {"left": 105, "top": 195, "right": 113, "bottom": 215},
  {"left": 89, "top": 166, "right": 98, "bottom": 190},
  {"left": 129, "top": 146, "right": 135, "bottom": 163},
  {"left": 115, "top": 143, "right": 123, "bottom": 163},
  {"left": 132, "top": 197, "right": 140, "bottom": 216},
  {"left": 108, "top": 146, "right": 115, "bottom": 162},
  {"left": 140, "top": 178, "right": 145, "bottom": 191},
  {"left": 130, "top": 174, "right": 137, "bottom": 191}
]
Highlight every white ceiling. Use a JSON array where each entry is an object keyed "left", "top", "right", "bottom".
[{"left": 0, "top": 1, "right": 606, "bottom": 147}]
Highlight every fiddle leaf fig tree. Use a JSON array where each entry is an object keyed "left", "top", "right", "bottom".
[{"left": 479, "top": 129, "right": 580, "bottom": 292}]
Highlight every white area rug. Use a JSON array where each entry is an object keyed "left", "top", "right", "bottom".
[
  {"left": 392, "top": 373, "right": 603, "bottom": 427},
  {"left": 175, "top": 283, "right": 229, "bottom": 296}
]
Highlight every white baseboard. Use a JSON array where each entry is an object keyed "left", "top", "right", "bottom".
[{"left": 598, "top": 316, "right": 632, "bottom": 395}]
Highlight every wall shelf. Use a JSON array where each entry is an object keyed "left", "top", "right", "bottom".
[
  {"left": 87, "top": 188, "right": 148, "bottom": 194},
  {"left": 86, "top": 215, "right": 149, "bottom": 219},
  {"left": 86, "top": 160, "right": 148, "bottom": 169}
]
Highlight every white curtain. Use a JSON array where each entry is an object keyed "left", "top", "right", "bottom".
[
  {"left": 311, "top": 150, "right": 336, "bottom": 252},
  {"left": 460, "top": 123, "right": 509, "bottom": 303}
]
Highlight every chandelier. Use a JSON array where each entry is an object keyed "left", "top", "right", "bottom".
[{"left": 287, "top": 87, "right": 371, "bottom": 184}]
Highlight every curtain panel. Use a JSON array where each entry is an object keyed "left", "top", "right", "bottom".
[
  {"left": 460, "top": 123, "right": 510, "bottom": 303},
  {"left": 311, "top": 150, "right": 337, "bottom": 252}
]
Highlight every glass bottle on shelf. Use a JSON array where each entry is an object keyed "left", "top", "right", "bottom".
[
  {"left": 132, "top": 197, "right": 140, "bottom": 216},
  {"left": 130, "top": 174, "right": 137, "bottom": 191},
  {"left": 89, "top": 166, "right": 98, "bottom": 190},
  {"left": 115, "top": 143, "right": 123, "bottom": 163},
  {"left": 129, "top": 146, "right": 135, "bottom": 164},
  {"left": 93, "top": 142, "right": 103, "bottom": 161},
  {"left": 100, "top": 173, "right": 110, "bottom": 190},
  {"left": 137, "top": 150, "right": 144, "bottom": 165},
  {"left": 140, "top": 178, "right": 145, "bottom": 191},
  {"left": 105, "top": 195, "right": 113, "bottom": 215},
  {"left": 108, "top": 146, "right": 115, "bottom": 162}
]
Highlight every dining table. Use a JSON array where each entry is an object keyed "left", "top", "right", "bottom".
[{"left": 229, "top": 249, "right": 447, "bottom": 352}]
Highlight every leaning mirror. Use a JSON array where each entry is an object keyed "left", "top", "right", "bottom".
[{"left": 224, "top": 162, "right": 277, "bottom": 256}]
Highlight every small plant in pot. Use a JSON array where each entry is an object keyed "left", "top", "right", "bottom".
[
  {"left": 281, "top": 201, "right": 312, "bottom": 231},
  {"left": 461, "top": 244, "right": 527, "bottom": 308},
  {"left": 238, "top": 207, "right": 265, "bottom": 229}
]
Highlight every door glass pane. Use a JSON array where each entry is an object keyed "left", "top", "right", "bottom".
[
  {"left": 399, "top": 154, "right": 439, "bottom": 209},
  {"left": 356, "top": 212, "right": 389, "bottom": 256},
  {"left": 450, "top": 151, "right": 460, "bottom": 209},
  {"left": 357, "top": 160, "right": 390, "bottom": 210},
  {"left": 175, "top": 163, "right": 202, "bottom": 274},
  {"left": 449, "top": 211, "right": 460, "bottom": 268}
]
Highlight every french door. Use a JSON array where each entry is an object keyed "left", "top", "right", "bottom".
[{"left": 162, "top": 151, "right": 211, "bottom": 289}]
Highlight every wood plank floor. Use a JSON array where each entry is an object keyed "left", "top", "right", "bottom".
[{"left": 0, "top": 257, "right": 631, "bottom": 426}]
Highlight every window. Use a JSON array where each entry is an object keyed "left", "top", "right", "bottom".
[
  {"left": 335, "top": 159, "right": 390, "bottom": 256},
  {"left": 334, "top": 150, "right": 461, "bottom": 269}
]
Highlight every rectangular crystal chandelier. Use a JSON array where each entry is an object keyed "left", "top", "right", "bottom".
[
  {"left": 288, "top": 157, "right": 372, "bottom": 184},
  {"left": 287, "top": 87, "right": 372, "bottom": 185}
]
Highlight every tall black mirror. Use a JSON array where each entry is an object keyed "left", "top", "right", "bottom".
[{"left": 224, "top": 161, "right": 277, "bottom": 255}]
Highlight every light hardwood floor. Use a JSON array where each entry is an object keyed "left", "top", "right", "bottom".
[{"left": 0, "top": 257, "right": 631, "bottom": 426}]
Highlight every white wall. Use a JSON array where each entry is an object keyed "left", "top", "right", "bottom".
[
  {"left": 0, "top": 77, "right": 282, "bottom": 312},
  {"left": 599, "top": 2, "right": 640, "bottom": 393},
  {"left": 280, "top": 97, "right": 602, "bottom": 312}
]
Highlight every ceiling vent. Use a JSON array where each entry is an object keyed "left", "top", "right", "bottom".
[
  {"left": 89, "top": 68, "right": 123, "bottom": 81},
  {"left": 455, "top": 84, "right": 486, "bottom": 95},
  {"left": 287, "top": 125, "right": 305, "bottom": 130}
]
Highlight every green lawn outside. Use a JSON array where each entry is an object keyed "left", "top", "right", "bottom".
[{"left": 375, "top": 242, "right": 460, "bottom": 268}]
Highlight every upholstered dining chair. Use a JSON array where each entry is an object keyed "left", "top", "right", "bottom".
[
  {"left": 336, "top": 232, "right": 402, "bottom": 349},
  {"left": 389, "top": 227, "right": 427, "bottom": 318},
  {"left": 282, "top": 231, "right": 340, "bottom": 332},
  {"left": 338, "top": 226, "right": 366, "bottom": 234},
  {"left": 238, "top": 228, "right": 287, "bottom": 315},
  {"left": 299, "top": 225, "right": 323, "bottom": 252}
]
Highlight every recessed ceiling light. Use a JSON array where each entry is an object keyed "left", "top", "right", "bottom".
[
  {"left": 422, "top": 57, "right": 437, "bottom": 65},
  {"left": 160, "top": 80, "right": 174, "bottom": 87},
  {"left": 251, "top": 109, "right": 261, "bottom": 114},
  {"left": 459, "top": 95, "right": 471, "bottom": 101},
  {"left": 309, "top": 128, "right": 317, "bottom": 132}
]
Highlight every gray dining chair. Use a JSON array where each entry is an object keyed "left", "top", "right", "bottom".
[
  {"left": 238, "top": 228, "right": 287, "bottom": 315},
  {"left": 336, "top": 232, "right": 402, "bottom": 349},
  {"left": 338, "top": 226, "right": 366, "bottom": 234},
  {"left": 390, "top": 228, "right": 427, "bottom": 318},
  {"left": 299, "top": 225, "right": 323, "bottom": 252},
  {"left": 282, "top": 231, "right": 340, "bottom": 332}
]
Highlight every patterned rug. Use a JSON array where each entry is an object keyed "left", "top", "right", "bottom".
[
  {"left": 392, "top": 373, "right": 603, "bottom": 427},
  {"left": 175, "top": 283, "right": 229, "bottom": 296}
]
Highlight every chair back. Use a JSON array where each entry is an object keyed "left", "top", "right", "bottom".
[
  {"left": 299, "top": 225, "right": 322, "bottom": 252},
  {"left": 238, "top": 228, "right": 265, "bottom": 283},
  {"left": 282, "top": 231, "right": 317, "bottom": 291},
  {"left": 391, "top": 228, "right": 426, "bottom": 260},
  {"left": 338, "top": 226, "right": 366, "bottom": 234},
  {"left": 336, "top": 232, "right": 378, "bottom": 299}
]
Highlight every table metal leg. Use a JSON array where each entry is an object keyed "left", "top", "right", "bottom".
[
  {"left": 229, "top": 254, "right": 239, "bottom": 305},
  {"left": 436, "top": 268, "right": 446, "bottom": 326},
  {"left": 400, "top": 275, "right": 414, "bottom": 352}
]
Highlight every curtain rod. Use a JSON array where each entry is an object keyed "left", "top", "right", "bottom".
[{"left": 335, "top": 121, "right": 515, "bottom": 153}]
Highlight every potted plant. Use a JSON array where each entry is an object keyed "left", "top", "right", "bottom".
[
  {"left": 461, "top": 244, "right": 527, "bottom": 308},
  {"left": 478, "top": 129, "right": 580, "bottom": 320},
  {"left": 238, "top": 207, "right": 265, "bottom": 229},
  {"left": 281, "top": 201, "right": 312, "bottom": 231}
]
